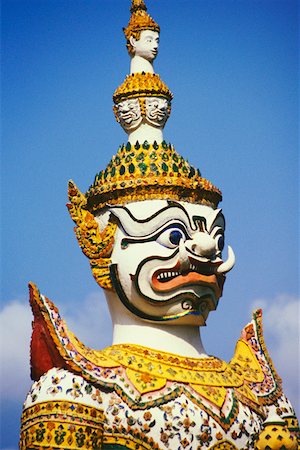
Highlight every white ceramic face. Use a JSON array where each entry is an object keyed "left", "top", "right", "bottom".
[
  {"left": 116, "top": 98, "right": 142, "bottom": 131},
  {"left": 145, "top": 97, "right": 170, "bottom": 127},
  {"left": 130, "top": 30, "right": 159, "bottom": 61},
  {"left": 106, "top": 200, "right": 235, "bottom": 325}
]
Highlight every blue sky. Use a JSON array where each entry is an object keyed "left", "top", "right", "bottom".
[{"left": 1, "top": 0, "right": 299, "bottom": 447}]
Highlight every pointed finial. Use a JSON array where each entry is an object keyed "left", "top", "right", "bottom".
[{"left": 130, "top": 0, "right": 147, "bottom": 14}]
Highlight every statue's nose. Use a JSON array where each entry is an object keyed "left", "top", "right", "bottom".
[{"left": 186, "top": 232, "right": 216, "bottom": 258}]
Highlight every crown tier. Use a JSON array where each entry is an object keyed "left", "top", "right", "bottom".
[
  {"left": 113, "top": 73, "right": 173, "bottom": 104},
  {"left": 85, "top": 141, "right": 222, "bottom": 213}
]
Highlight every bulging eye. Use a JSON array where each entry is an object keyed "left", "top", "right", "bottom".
[
  {"left": 157, "top": 228, "right": 186, "bottom": 248},
  {"left": 216, "top": 234, "right": 225, "bottom": 252}
]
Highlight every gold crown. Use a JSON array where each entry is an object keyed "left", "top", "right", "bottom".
[
  {"left": 123, "top": 0, "right": 160, "bottom": 43},
  {"left": 113, "top": 73, "right": 173, "bottom": 104},
  {"left": 85, "top": 141, "right": 222, "bottom": 213}
]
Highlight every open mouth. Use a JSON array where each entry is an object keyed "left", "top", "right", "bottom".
[
  {"left": 151, "top": 257, "right": 223, "bottom": 297},
  {"left": 154, "top": 112, "right": 167, "bottom": 119}
]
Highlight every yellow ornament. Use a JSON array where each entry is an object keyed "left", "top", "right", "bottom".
[
  {"left": 67, "top": 180, "right": 117, "bottom": 289},
  {"left": 113, "top": 72, "right": 173, "bottom": 104},
  {"left": 85, "top": 141, "right": 222, "bottom": 213},
  {"left": 255, "top": 413, "right": 297, "bottom": 450}
]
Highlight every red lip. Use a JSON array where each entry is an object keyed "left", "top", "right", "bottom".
[{"left": 151, "top": 258, "right": 224, "bottom": 297}]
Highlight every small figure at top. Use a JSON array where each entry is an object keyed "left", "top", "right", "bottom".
[{"left": 124, "top": 0, "right": 160, "bottom": 74}]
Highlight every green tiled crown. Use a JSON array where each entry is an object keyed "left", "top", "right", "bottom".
[{"left": 85, "top": 141, "right": 222, "bottom": 212}]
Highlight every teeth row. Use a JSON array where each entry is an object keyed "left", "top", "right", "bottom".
[
  {"left": 157, "top": 264, "right": 198, "bottom": 280},
  {"left": 157, "top": 271, "right": 180, "bottom": 280},
  {"left": 157, "top": 264, "right": 215, "bottom": 281}
]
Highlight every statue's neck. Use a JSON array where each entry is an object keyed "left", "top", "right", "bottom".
[
  {"left": 128, "top": 123, "right": 163, "bottom": 145},
  {"left": 130, "top": 55, "right": 154, "bottom": 74},
  {"left": 105, "top": 291, "right": 207, "bottom": 358}
]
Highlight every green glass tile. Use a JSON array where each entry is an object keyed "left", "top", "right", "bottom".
[
  {"left": 162, "top": 162, "right": 168, "bottom": 172},
  {"left": 138, "top": 162, "right": 147, "bottom": 174}
]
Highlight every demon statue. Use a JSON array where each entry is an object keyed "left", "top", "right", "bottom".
[{"left": 20, "top": 1, "right": 299, "bottom": 449}]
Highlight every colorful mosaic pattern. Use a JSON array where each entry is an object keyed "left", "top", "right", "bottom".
[
  {"left": 23, "top": 367, "right": 263, "bottom": 449},
  {"left": 240, "top": 309, "right": 283, "bottom": 405},
  {"left": 255, "top": 421, "right": 297, "bottom": 449},
  {"left": 20, "top": 401, "right": 104, "bottom": 449},
  {"left": 24, "top": 285, "right": 299, "bottom": 449},
  {"left": 84, "top": 141, "right": 222, "bottom": 213},
  {"left": 67, "top": 181, "right": 117, "bottom": 289},
  {"left": 23, "top": 366, "right": 300, "bottom": 449}
]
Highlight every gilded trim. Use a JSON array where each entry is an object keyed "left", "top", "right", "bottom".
[
  {"left": 246, "top": 309, "right": 283, "bottom": 404},
  {"left": 209, "top": 441, "right": 238, "bottom": 449},
  {"left": 103, "top": 433, "right": 154, "bottom": 450},
  {"left": 67, "top": 180, "right": 117, "bottom": 290},
  {"left": 20, "top": 401, "right": 104, "bottom": 450}
]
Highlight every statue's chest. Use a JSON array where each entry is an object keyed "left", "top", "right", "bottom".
[{"left": 100, "top": 383, "right": 263, "bottom": 449}]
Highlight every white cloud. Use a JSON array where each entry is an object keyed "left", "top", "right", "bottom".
[
  {"left": 0, "top": 299, "right": 32, "bottom": 401},
  {"left": 63, "top": 291, "right": 112, "bottom": 349},
  {"left": 0, "top": 292, "right": 112, "bottom": 403},
  {"left": 251, "top": 294, "right": 300, "bottom": 415}
]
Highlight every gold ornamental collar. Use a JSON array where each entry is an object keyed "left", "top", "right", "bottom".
[
  {"left": 105, "top": 343, "right": 226, "bottom": 371},
  {"left": 99, "top": 341, "right": 263, "bottom": 388}
]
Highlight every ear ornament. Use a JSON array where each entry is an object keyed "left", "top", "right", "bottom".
[{"left": 67, "top": 180, "right": 117, "bottom": 290}]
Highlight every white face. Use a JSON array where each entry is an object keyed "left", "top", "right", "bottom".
[
  {"left": 145, "top": 97, "right": 170, "bottom": 127},
  {"left": 116, "top": 98, "right": 142, "bottom": 131},
  {"left": 130, "top": 30, "right": 159, "bottom": 61},
  {"left": 103, "top": 200, "right": 235, "bottom": 326}
]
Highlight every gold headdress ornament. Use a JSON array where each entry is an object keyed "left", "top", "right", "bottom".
[
  {"left": 85, "top": 141, "right": 222, "bottom": 212},
  {"left": 113, "top": 73, "right": 173, "bottom": 104},
  {"left": 124, "top": 0, "right": 160, "bottom": 55},
  {"left": 113, "top": 73, "right": 173, "bottom": 123},
  {"left": 67, "top": 181, "right": 117, "bottom": 290}
]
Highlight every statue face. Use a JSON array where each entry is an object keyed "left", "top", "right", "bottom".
[
  {"left": 145, "top": 97, "right": 170, "bottom": 127},
  {"left": 130, "top": 30, "right": 159, "bottom": 61},
  {"left": 106, "top": 200, "right": 235, "bottom": 325},
  {"left": 116, "top": 98, "right": 142, "bottom": 131}
]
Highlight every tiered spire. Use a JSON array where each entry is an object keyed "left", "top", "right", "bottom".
[
  {"left": 115, "top": 0, "right": 170, "bottom": 144},
  {"left": 68, "top": 0, "right": 222, "bottom": 221}
]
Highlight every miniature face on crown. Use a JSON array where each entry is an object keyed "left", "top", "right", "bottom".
[
  {"left": 115, "top": 98, "right": 142, "bottom": 131},
  {"left": 115, "top": 96, "right": 170, "bottom": 132},
  {"left": 99, "top": 199, "right": 235, "bottom": 326},
  {"left": 145, "top": 97, "right": 170, "bottom": 127},
  {"left": 129, "top": 30, "right": 159, "bottom": 61}
]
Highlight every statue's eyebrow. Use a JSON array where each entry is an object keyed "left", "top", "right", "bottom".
[
  {"left": 109, "top": 201, "right": 190, "bottom": 223},
  {"left": 108, "top": 201, "right": 196, "bottom": 238},
  {"left": 192, "top": 216, "right": 207, "bottom": 232}
]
